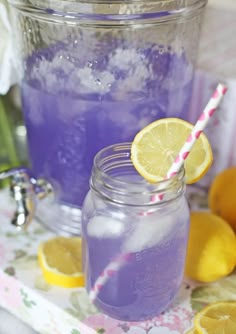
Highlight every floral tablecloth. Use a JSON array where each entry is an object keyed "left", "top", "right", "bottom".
[{"left": 1, "top": 188, "right": 236, "bottom": 334}]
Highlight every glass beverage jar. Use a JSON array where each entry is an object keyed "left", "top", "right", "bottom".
[
  {"left": 82, "top": 143, "right": 190, "bottom": 321},
  {"left": 9, "top": 0, "right": 205, "bottom": 234}
]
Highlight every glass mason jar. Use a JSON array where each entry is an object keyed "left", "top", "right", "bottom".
[
  {"left": 82, "top": 143, "right": 190, "bottom": 321},
  {"left": 9, "top": 0, "right": 205, "bottom": 234}
]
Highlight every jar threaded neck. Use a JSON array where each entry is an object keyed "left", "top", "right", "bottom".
[{"left": 90, "top": 142, "right": 185, "bottom": 207}]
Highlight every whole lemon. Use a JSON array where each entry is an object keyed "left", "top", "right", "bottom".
[
  {"left": 185, "top": 211, "right": 236, "bottom": 282},
  {"left": 209, "top": 167, "right": 236, "bottom": 232}
]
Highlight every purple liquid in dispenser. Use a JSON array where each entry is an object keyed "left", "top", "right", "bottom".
[{"left": 21, "top": 41, "right": 193, "bottom": 207}]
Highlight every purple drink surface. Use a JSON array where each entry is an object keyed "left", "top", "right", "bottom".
[{"left": 21, "top": 41, "right": 193, "bottom": 207}]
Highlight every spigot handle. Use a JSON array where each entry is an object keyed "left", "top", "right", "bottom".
[
  {"left": 0, "top": 167, "right": 31, "bottom": 180},
  {"left": 0, "top": 167, "right": 53, "bottom": 231}
]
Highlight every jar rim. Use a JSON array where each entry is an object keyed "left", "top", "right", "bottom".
[
  {"left": 9, "top": 0, "right": 207, "bottom": 8},
  {"left": 9, "top": 0, "right": 207, "bottom": 24},
  {"left": 92, "top": 142, "right": 185, "bottom": 199}
]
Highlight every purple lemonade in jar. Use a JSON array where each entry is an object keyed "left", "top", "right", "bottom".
[
  {"left": 82, "top": 143, "right": 190, "bottom": 321},
  {"left": 21, "top": 40, "right": 193, "bottom": 208}
]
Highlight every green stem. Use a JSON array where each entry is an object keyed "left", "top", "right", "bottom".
[{"left": 0, "top": 97, "right": 19, "bottom": 167}]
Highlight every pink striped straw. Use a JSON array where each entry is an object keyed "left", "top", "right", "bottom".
[
  {"left": 89, "top": 83, "right": 227, "bottom": 303},
  {"left": 165, "top": 84, "right": 227, "bottom": 179}
]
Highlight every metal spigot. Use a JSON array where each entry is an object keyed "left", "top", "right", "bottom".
[{"left": 0, "top": 167, "right": 53, "bottom": 231}]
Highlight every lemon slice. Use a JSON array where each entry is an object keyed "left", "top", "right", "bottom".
[
  {"left": 131, "top": 118, "right": 213, "bottom": 184},
  {"left": 38, "top": 236, "right": 84, "bottom": 288},
  {"left": 194, "top": 301, "right": 236, "bottom": 334}
]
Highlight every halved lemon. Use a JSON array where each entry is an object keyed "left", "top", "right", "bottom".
[
  {"left": 38, "top": 236, "right": 84, "bottom": 288},
  {"left": 194, "top": 301, "right": 236, "bottom": 334},
  {"left": 131, "top": 118, "right": 213, "bottom": 184}
]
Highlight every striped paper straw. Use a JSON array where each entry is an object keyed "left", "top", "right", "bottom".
[
  {"left": 89, "top": 83, "right": 227, "bottom": 303},
  {"left": 166, "top": 83, "right": 227, "bottom": 179}
]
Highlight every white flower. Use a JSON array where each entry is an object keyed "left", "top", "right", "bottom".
[
  {"left": 127, "top": 326, "right": 180, "bottom": 334},
  {"left": 127, "top": 327, "right": 146, "bottom": 334},
  {"left": 0, "top": 0, "right": 18, "bottom": 95},
  {"left": 148, "top": 327, "right": 180, "bottom": 334}
]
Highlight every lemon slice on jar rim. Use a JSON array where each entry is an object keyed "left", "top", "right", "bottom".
[{"left": 131, "top": 118, "right": 213, "bottom": 184}]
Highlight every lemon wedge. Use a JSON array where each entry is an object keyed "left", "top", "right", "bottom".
[{"left": 38, "top": 236, "right": 84, "bottom": 288}]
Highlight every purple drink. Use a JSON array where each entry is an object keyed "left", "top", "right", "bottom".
[
  {"left": 84, "top": 210, "right": 190, "bottom": 321},
  {"left": 21, "top": 41, "right": 193, "bottom": 208},
  {"left": 82, "top": 143, "right": 190, "bottom": 321}
]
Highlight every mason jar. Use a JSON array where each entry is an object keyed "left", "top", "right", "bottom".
[
  {"left": 9, "top": 0, "right": 205, "bottom": 234},
  {"left": 82, "top": 143, "right": 190, "bottom": 321}
]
